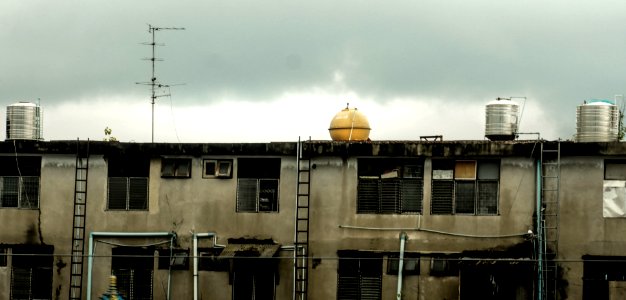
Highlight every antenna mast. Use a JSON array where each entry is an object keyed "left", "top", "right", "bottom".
[{"left": 138, "top": 24, "right": 185, "bottom": 143}]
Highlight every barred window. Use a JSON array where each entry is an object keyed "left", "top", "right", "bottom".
[
  {"left": 0, "top": 156, "right": 41, "bottom": 209},
  {"left": 236, "top": 158, "right": 280, "bottom": 213},
  {"left": 357, "top": 158, "right": 423, "bottom": 214},
  {"left": 431, "top": 160, "right": 499, "bottom": 215}
]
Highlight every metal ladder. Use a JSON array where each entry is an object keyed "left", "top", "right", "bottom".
[
  {"left": 294, "top": 137, "right": 311, "bottom": 300},
  {"left": 540, "top": 141, "right": 560, "bottom": 300},
  {"left": 69, "top": 139, "right": 90, "bottom": 300}
]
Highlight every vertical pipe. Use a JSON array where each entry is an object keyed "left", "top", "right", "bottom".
[
  {"left": 536, "top": 159, "right": 543, "bottom": 300},
  {"left": 86, "top": 233, "right": 94, "bottom": 300},
  {"left": 396, "top": 232, "right": 408, "bottom": 300},
  {"left": 167, "top": 235, "right": 174, "bottom": 300},
  {"left": 193, "top": 233, "right": 199, "bottom": 300}
]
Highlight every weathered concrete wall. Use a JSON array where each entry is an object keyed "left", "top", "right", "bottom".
[{"left": 308, "top": 156, "right": 535, "bottom": 299}]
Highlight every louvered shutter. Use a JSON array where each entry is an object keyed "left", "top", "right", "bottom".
[
  {"left": 401, "top": 178, "right": 422, "bottom": 213},
  {"left": 128, "top": 177, "right": 149, "bottom": 210},
  {"left": 108, "top": 177, "right": 128, "bottom": 210},
  {"left": 380, "top": 179, "right": 400, "bottom": 213},
  {"left": 431, "top": 180, "right": 454, "bottom": 214},
  {"left": 357, "top": 179, "right": 379, "bottom": 213}
]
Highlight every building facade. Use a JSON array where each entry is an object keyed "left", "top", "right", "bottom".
[{"left": 0, "top": 139, "right": 625, "bottom": 299}]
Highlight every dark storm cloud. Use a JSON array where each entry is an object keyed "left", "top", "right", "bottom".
[{"left": 2, "top": 0, "right": 626, "bottom": 133}]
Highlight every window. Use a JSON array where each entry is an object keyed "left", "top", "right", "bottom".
[
  {"left": 430, "top": 256, "right": 459, "bottom": 276},
  {"left": 357, "top": 158, "right": 424, "bottom": 214},
  {"left": 157, "top": 248, "right": 189, "bottom": 270},
  {"left": 387, "top": 253, "right": 420, "bottom": 275},
  {"left": 107, "top": 155, "right": 150, "bottom": 211},
  {"left": 231, "top": 254, "right": 278, "bottom": 300},
  {"left": 0, "top": 156, "right": 41, "bottom": 209},
  {"left": 337, "top": 252, "right": 383, "bottom": 300},
  {"left": 160, "top": 158, "right": 191, "bottom": 178},
  {"left": 112, "top": 247, "right": 154, "bottom": 300},
  {"left": 603, "top": 160, "right": 626, "bottom": 218},
  {"left": 236, "top": 158, "right": 280, "bottom": 212},
  {"left": 203, "top": 159, "right": 233, "bottom": 178},
  {"left": 11, "top": 245, "right": 53, "bottom": 300},
  {"left": 431, "top": 160, "right": 499, "bottom": 215}
]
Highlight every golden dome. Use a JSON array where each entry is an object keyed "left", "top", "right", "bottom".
[{"left": 328, "top": 104, "right": 371, "bottom": 141}]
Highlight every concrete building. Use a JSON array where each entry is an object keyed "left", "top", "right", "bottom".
[{"left": 0, "top": 138, "right": 625, "bottom": 299}]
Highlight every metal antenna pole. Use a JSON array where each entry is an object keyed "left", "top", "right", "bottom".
[{"left": 137, "top": 24, "right": 185, "bottom": 143}]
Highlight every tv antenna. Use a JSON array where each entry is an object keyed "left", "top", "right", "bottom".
[{"left": 137, "top": 24, "right": 185, "bottom": 143}]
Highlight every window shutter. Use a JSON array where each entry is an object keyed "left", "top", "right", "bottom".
[
  {"left": 10, "top": 268, "right": 32, "bottom": 299},
  {"left": 357, "top": 179, "right": 380, "bottom": 213},
  {"left": 401, "top": 178, "right": 423, "bottom": 213},
  {"left": 237, "top": 178, "right": 258, "bottom": 212},
  {"left": 108, "top": 177, "right": 128, "bottom": 210},
  {"left": 1, "top": 177, "right": 19, "bottom": 207},
  {"left": 128, "top": 177, "right": 149, "bottom": 210},
  {"left": 380, "top": 179, "right": 400, "bottom": 213},
  {"left": 360, "top": 275, "right": 382, "bottom": 300},
  {"left": 431, "top": 180, "right": 454, "bottom": 214},
  {"left": 455, "top": 181, "right": 476, "bottom": 214}
]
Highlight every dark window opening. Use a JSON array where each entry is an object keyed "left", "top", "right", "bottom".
[
  {"left": 236, "top": 158, "right": 280, "bottom": 213},
  {"left": 231, "top": 253, "right": 278, "bottom": 300},
  {"left": 337, "top": 252, "right": 383, "bottom": 300},
  {"left": 583, "top": 255, "right": 626, "bottom": 300},
  {"left": 160, "top": 158, "right": 191, "bottom": 178},
  {"left": 112, "top": 247, "right": 154, "bottom": 300},
  {"left": 197, "top": 248, "right": 228, "bottom": 272},
  {"left": 431, "top": 160, "right": 499, "bottom": 215},
  {"left": 357, "top": 158, "right": 424, "bottom": 214},
  {"left": 459, "top": 259, "right": 534, "bottom": 299},
  {"left": 10, "top": 245, "right": 53, "bottom": 300},
  {"left": 605, "top": 160, "right": 626, "bottom": 180}
]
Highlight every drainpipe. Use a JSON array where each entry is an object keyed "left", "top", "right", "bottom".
[
  {"left": 86, "top": 231, "right": 176, "bottom": 300},
  {"left": 396, "top": 232, "right": 408, "bottom": 300},
  {"left": 193, "top": 232, "right": 225, "bottom": 300},
  {"left": 536, "top": 160, "right": 543, "bottom": 300}
]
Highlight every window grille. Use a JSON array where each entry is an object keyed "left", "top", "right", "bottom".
[{"left": 0, "top": 176, "right": 39, "bottom": 208}]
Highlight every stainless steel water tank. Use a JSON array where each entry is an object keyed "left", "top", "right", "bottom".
[
  {"left": 576, "top": 100, "right": 619, "bottom": 142},
  {"left": 485, "top": 98, "right": 519, "bottom": 141},
  {"left": 6, "top": 102, "right": 43, "bottom": 140}
]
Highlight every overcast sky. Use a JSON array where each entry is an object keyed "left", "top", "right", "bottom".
[{"left": 1, "top": 1, "right": 625, "bottom": 143}]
